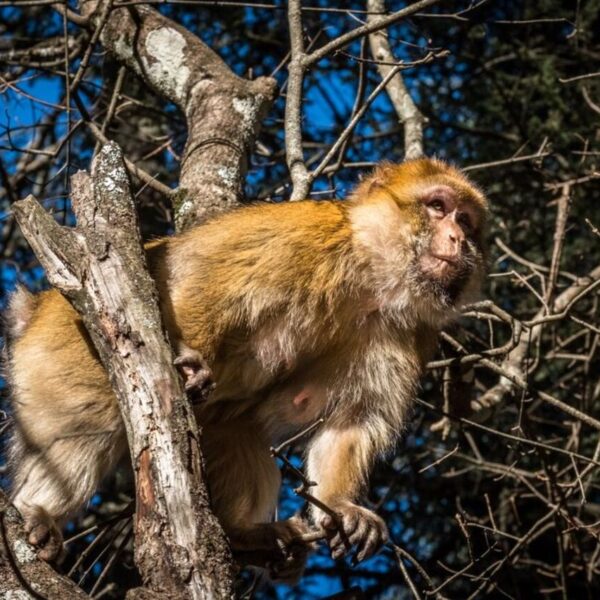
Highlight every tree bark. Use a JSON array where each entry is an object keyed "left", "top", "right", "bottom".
[
  {"left": 12, "top": 143, "right": 234, "bottom": 599},
  {"left": 7, "top": 1, "right": 279, "bottom": 595},
  {"left": 80, "top": 0, "right": 277, "bottom": 231},
  {"left": 367, "top": 0, "right": 425, "bottom": 160}
]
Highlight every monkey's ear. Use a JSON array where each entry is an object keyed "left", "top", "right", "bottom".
[
  {"left": 370, "top": 161, "right": 396, "bottom": 185},
  {"left": 357, "top": 161, "right": 397, "bottom": 197}
]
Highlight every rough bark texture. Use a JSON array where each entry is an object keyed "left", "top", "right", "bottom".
[
  {"left": 367, "top": 0, "right": 425, "bottom": 160},
  {"left": 12, "top": 143, "right": 234, "bottom": 599},
  {"left": 80, "top": 0, "right": 277, "bottom": 231},
  {"left": 0, "top": 488, "right": 90, "bottom": 599}
]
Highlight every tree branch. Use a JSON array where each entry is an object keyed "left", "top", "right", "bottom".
[
  {"left": 286, "top": 0, "right": 311, "bottom": 200},
  {"left": 475, "top": 264, "right": 600, "bottom": 411},
  {"left": 304, "top": 0, "right": 442, "bottom": 66},
  {"left": 367, "top": 0, "right": 425, "bottom": 160},
  {"left": 79, "top": 0, "right": 277, "bottom": 230},
  {"left": 12, "top": 142, "right": 234, "bottom": 599}
]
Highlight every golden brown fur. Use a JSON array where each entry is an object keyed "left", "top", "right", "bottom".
[{"left": 6, "top": 158, "right": 488, "bottom": 574}]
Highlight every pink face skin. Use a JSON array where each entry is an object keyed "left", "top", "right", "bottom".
[{"left": 418, "top": 185, "right": 481, "bottom": 283}]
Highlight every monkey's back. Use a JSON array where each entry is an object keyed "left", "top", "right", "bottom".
[{"left": 7, "top": 199, "right": 358, "bottom": 437}]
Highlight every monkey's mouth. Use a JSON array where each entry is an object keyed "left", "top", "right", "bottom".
[
  {"left": 420, "top": 253, "right": 460, "bottom": 278},
  {"left": 431, "top": 253, "right": 458, "bottom": 264}
]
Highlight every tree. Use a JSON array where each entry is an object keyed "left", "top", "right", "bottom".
[{"left": 1, "top": 0, "right": 599, "bottom": 598}]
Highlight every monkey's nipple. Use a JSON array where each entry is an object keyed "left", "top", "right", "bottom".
[{"left": 292, "top": 391, "right": 310, "bottom": 410}]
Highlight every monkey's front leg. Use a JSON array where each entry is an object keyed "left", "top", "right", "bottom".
[
  {"left": 173, "top": 342, "right": 216, "bottom": 401},
  {"left": 306, "top": 425, "right": 389, "bottom": 562}
]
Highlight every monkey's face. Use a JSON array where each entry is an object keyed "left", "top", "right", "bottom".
[
  {"left": 413, "top": 182, "right": 487, "bottom": 308},
  {"left": 350, "top": 159, "right": 488, "bottom": 321}
]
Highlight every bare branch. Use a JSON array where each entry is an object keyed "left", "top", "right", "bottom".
[
  {"left": 79, "top": 0, "right": 277, "bottom": 229},
  {"left": 285, "top": 0, "right": 311, "bottom": 200},
  {"left": 475, "top": 263, "right": 600, "bottom": 411},
  {"left": 304, "top": 0, "right": 442, "bottom": 66},
  {"left": 367, "top": 0, "right": 425, "bottom": 159},
  {"left": 13, "top": 142, "right": 234, "bottom": 599}
]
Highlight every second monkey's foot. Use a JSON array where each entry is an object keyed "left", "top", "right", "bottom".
[{"left": 174, "top": 345, "right": 216, "bottom": 402}]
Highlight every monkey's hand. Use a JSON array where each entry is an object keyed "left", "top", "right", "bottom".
[
  {"left": 22, "top": 506, "right": 63, "bottom": 562},
  {"left": 173, "top": 345, "right": 216, "bottom": 401},
  {"left": 320, "top": 502, "right": 388, "bottom": 563}
]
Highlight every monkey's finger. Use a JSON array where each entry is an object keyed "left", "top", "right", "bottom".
[
  {"left": 38, "top": 537, "right": 62, "bottom": 562},
  {"left": 320, "top": 514, "right": 338, "bottom": 530},
  {"left": 341, "top": 511, "right": 360, "bottom": 536},
  {"left": 28, "top": 523, "right": 51, "bottom": 546},
  {"left": 186, "top": 367, "right": 212, "bottom": 381},
  {"left": 329, "top": 531, "right": 352, "bottom": 559},
  {"left": 355, "top": 526, "right": 383, "bottom": 562},
  {"left": 330, "top": 541, "right": 346, "bottom": 561},
  {"left": 184, "top": 373, "right": 214, "bottom": 392},
  {"left": 329, "top": 535, "right": 345, "bottom": 558},
  {"left": 184, "top": 372, "right": 214, "bottom": 392},
  {"left": 348, "top": 517, "right": 370, "bottom": 547},
  {"left": 173, "top": 355, "right": 197, "bottom": 366}
]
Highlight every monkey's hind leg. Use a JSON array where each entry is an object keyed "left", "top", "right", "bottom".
[
  {"left": 6, "top": 288, "right": 128, "bottom": 561},
  {"left": 10, "top": 415, "right": 126, "bottom": 561},
  {"left": 202, "top": 421, "right": 313, "bottom": 583}
]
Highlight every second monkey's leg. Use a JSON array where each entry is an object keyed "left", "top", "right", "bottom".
[{"left": 201, "top": 420, "right": 312, "bottom": 582}]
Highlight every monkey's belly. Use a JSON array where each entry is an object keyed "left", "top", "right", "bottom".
[{"left": 256, "top": 381, "right": 328, "bottom": 443}]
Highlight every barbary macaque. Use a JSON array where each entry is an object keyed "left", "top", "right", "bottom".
[{"left": 5, "top": 158, "right": 488, "bottom": 580}]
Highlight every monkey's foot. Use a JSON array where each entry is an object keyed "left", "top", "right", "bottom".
[
  {"left": 174, "top": 347, "right": 216, "bottom": 401},
  {"left": 268, "top": 517, "right": 312, "bottom": 583},
  {"left": 231, "top": 516, "right": 313, "bottom": 583},
  {"left": 22, "top": 506, "right": 63, "bottom": 562},
  {"left": 268, "top": 540, "right": 310, "bottom": 583},
  {"left": 321, "top": 503, "right": 389, "bottom": 563}
]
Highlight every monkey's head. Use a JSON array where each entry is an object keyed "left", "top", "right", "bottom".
[{"left": 350, "top": 158, "right": 489, "bottom": 323}]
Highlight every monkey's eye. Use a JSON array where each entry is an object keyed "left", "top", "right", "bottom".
[{"left": 428, "top": 199, "right": 445, "bottom": 214}]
